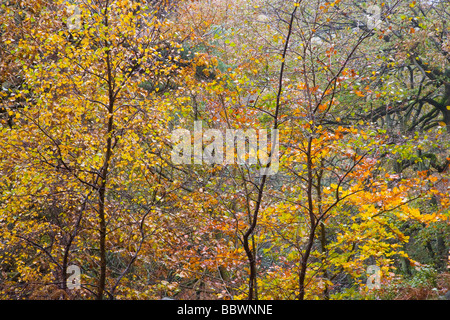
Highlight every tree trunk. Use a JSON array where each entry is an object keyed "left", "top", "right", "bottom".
[
  {"left": 97, "top": 9, "right": 115, "bottom": 296},
  {"left": 298, "top": 230, "right": 315, "bottom": 300},
  {"left": 442, "top": 83, "right": 450, "bottom": 133},
  {"left": 320, "top": 222, "right": 329, "bottom": 299},
  {"left": 96, "top": 114, "right": 113, "bottom": 299}
]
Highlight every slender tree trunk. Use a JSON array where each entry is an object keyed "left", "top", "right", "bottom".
[
  {"left": 316, "top": 169, "right": 329, "bottom": 299},
  {"left": 97, "top": 3, "right": 114, "bottom": 297},
  {"left": 443, "top": 84, "right": 450, "bottom": 133},
  {"left": 242, "top": 2, "right": 299, "bottom": 300},
  {"left": 242, "top": 174, "right": 267, "bottom": 300},
  {"left": 252, "top": 235, "right": 258, "bottom": 300},
  {"left": 62, "top": 195, "right": 87, "bottom": 291},
  {"left": 320, "top": 222, "right": 329, "bottom": 299},
  {"left": 96, "top": 111, "right": 114, "bottom": 299},
  {"left": 97, "top": 183, "right": 107, "bottom": 299},
  {"left": 298, "top": 231, "right": 315, "bottom": 300},
  {"left": 242, "top": 239, "right": 256, "bottom": 299},
  {"left": 298, "top": 137, "right": 316, "bottom": 300}
]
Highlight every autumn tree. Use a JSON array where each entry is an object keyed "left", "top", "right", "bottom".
[
  {"left": 0, "top": 0, "right": 195, "bottom": 299},
  {"left": 222, "top": 0, "right": 449, "bottom": 299},
  {"left": 0, "top": 0, "right": 448, "bottom": 301}
]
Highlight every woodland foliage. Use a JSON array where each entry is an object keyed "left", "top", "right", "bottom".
[{"left": 0, "top": 0, "right": 449, "bottom": 300}]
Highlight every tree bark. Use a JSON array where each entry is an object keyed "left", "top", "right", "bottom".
[{"left": 97, "top": 2, "right": 114, "bottom": 299}]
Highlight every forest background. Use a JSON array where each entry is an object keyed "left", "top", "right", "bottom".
[{"left": 0, "top": 0, "right": 449, "bottom": 300}]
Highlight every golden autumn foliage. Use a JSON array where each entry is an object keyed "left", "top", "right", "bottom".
[{"left": 0, "top": 0, "right": 449, "bottom": 300}]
